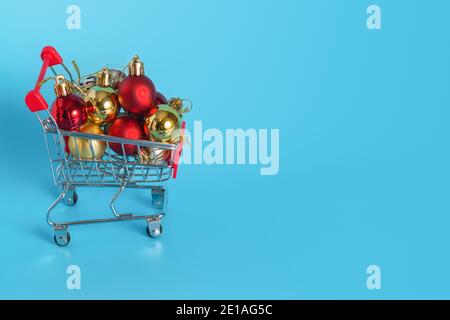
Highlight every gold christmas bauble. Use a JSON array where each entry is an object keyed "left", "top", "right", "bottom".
[
  {"left": 144, "top": 105, "right": 181, "bottom": 143},
  {"left": 168, "top": 97, "right": 192, "bottom": 115},
  {"left": 85, "top": 86, "right": 120, "bottom": 126},
  {"left": 137, "top": 147, "right": 171, "bottom": 165},
  {"left": 68, "top": 123, "right": 106, "bottom": 160},
  {"left": 85, "top": 68, "right": 120, "bottom": 126},
  {"left": 168, "top": 98, "right": 183, "bottom": 112}
]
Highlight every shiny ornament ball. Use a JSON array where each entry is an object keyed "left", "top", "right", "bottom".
[
  {"left": 51, "top": 94, "right": 87, "bottom": 131},
  {"left": 168, "top": 97, "right": 183, "bottom": 112},
  {"left": 109, "top": 69, "right": 126, "bottom": 90},
  {"left": 137, "top": 147, "right": 171, "bottom": 165},
  {"left": 118, "top": 75, "right": 156, "bottom": 115},
  {"left": 68, "top": 123, "right": 106, "bottom": 160},
  {"left": 144, "top": 105, "right": 181, "bottom": 143},
  {"left": 144, "top": 106, "right": 158, "bottom": 119},
  {"left": 85, "top": 86, "right": 120, "bottom": 126},
  {"left": 107, "top": 116, "right": 146, "bottom": 155},
  {"left": 63, "top": 136, "right": 70, "bottom": 154},
  {"left": 155, "top": 91, "right": 168, "bottom": 106}
]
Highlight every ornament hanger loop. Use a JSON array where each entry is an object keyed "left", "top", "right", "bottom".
[
  {"left": 180, "top": 98, "right": 193, "bottom": 114},
  {"left": 54, "top": 75, "right": 71, "bottom": 97},
  {"left": 55, "top": 74, "right": 65, "bottom": 84}
]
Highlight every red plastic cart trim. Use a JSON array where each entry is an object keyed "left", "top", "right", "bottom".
[
  {"left": 172, "top": 121, "right": 186, "bottom": 179},
  {"left": 25, "top": 46, "right": 63, "bottom": 112}
]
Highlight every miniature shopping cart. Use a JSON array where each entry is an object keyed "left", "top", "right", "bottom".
[{"left": 25, "top": 46, "right": 185, "bottom": 246}]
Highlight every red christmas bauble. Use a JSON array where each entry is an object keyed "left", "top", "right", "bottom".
[
  {"left": 50, "top": 94, "right": 87, "bottom": 131},
  {"left": 107, "top": 116, "right": 146, "bottom": 155},
  {"left": 118, "top": 75, "right": 156, "bottom": 115},
  {"left": 155, "top": 91, "right": 168, "bottom": 106},
  {"left": 63, "top": 136, "right": 70, "bottom": 154},
  {"left": 144, "top": 105, "right": 158, "bottom": 121}
]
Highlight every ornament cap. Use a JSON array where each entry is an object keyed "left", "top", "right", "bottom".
[
  {"left": 97, "top": 67, "right": 111, "bottom": 87},
  {"left": 168, "top": 98, "right": 183, "bottom": 112},
  {"left": 128, "top": 55, "right": 145, "bottom": 76},
  {"left": 54, "top": 75, "right": 71, "bottom": 97},
  {"left": 168, "top": 97, "right": 192, "bottom": 114}
]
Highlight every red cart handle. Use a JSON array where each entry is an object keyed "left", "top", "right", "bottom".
[
  {"left": 25, "top": 46, "right": 63, "bottom": 112},
  {"left": 172, "top": 121, "right": 186, "bottom": 179}
]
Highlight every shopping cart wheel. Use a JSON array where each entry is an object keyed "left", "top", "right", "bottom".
[
  {"left": 54, "top": 231, "right": 71, "bottom": 247},
  {"left": 147, "top": 224, "right": 163, "bottom": 238},
  {"left": 64, "top": 187, "right": 78, "bottom": 206}
]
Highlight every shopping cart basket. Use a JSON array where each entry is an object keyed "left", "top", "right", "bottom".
[{"left": 25, "top": 46, "right": 185, "bottom": 246}]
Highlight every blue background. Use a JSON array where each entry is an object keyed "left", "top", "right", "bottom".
[{"left": 0, "top": 0, "right": 449, "bottom": 299}]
